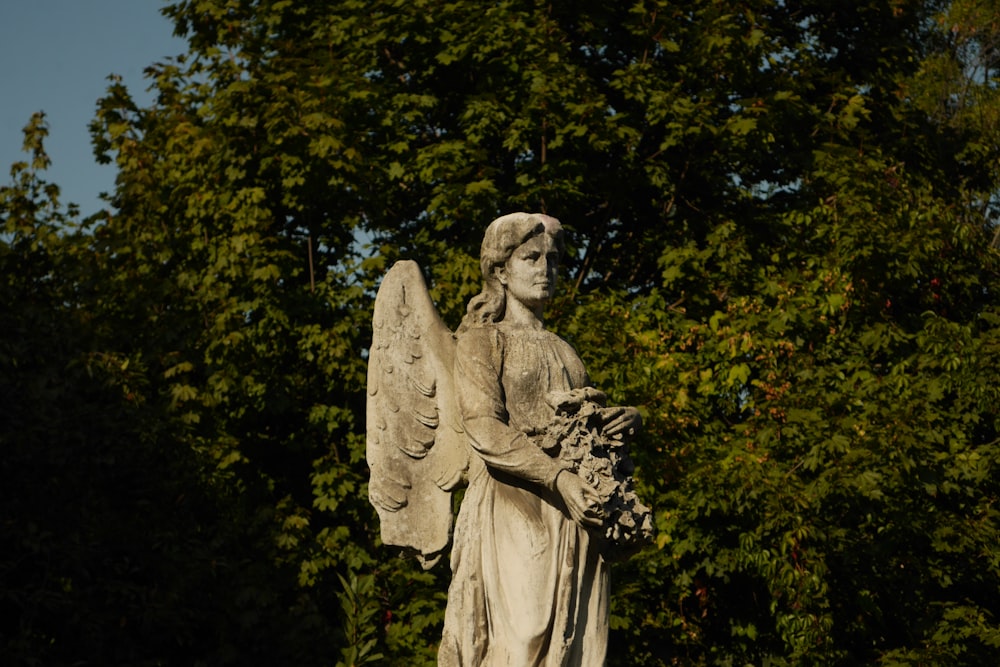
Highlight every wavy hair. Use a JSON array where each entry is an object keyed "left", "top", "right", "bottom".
[{"left": 458, "top": 212, "right": 564, "bottom": 333}]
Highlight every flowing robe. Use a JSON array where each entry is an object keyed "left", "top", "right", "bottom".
[{"left": 438, "top": 323, "right": 608, "bottom": 666}]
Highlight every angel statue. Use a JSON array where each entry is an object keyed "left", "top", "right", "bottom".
[{"left": 367, "top": 212, "right": 653, "bottom": 666}]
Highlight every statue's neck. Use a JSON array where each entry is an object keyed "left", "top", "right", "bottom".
[{"left": 503, "top": 298, "right": 544, "bottom": 330}]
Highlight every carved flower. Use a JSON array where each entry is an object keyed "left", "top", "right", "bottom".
[{"left": 541, "top": 389, "right": 655, "bottom": 560}]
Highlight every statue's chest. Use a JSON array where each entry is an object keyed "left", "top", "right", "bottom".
[{"left": 500, "top": 333, "right": 587, "bottom": 429}]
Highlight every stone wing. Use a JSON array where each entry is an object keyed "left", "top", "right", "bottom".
[{"left": 366, "top": 260, "right": 467, "bottom": 569}]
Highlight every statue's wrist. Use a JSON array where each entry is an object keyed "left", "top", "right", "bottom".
[{"left": 551, "top": 466, "right": 571, "bottom": 492}]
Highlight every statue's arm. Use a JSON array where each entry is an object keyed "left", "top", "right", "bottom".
[{"left": 454, "top": 328, "right": 565, "bottom": 490}]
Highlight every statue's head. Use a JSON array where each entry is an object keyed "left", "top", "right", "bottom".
[
  {"left": 480, "top": 212, "right": 563, "bottom": 284},
  {"left": 459, "top": 212, "right": 564, "bottom": 331}
]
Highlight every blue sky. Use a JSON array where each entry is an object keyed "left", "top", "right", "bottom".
[{"left": 1, "top": 1, "right": 186, "bottom": 215}]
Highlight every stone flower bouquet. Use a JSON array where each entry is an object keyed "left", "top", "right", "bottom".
[{"left": 540, "top": 388, "right": 655, "bottom": 561}]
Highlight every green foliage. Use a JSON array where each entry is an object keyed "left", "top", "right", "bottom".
[
  {"left": 4, "top": 0, "right": 1000, "bottom": 664},
  {"left": 334, "top": 573, "right": 384, "bottom": 667},
  {"left": 564, "top": 153, "right": 1000, "bottom": 664},
  {"left": 1, "top": 115, "right": 337, "bottom": 665}
]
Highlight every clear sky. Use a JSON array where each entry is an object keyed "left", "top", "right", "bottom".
[{"left": 1, "top": 1, "right": 187, "bottom": 216}]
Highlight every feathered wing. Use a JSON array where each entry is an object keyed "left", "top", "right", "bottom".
[{"left": 366, "top": 260, "right": 468, "bottom": 569}]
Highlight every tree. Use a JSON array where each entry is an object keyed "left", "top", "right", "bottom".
[
  {"left": 1, "top": 115, "right": 344, "bottom": 665},
  {"left": 6, "top": 0, "right": 993, "bottom": 664}
]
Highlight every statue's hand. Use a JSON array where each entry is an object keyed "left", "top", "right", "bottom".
[
  {"left": 600, "top": 406, "right": 642, "bottom": 437},
  {"left": 555, "top": 471, "right": 604, "bottom": 529},
  {"left": 546, "top": 387, "right": 607, "bottom": 412}
]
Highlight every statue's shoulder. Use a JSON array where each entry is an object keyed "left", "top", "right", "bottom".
[{"left": 456, "top": 322, "right": 505, "bottom": 355}]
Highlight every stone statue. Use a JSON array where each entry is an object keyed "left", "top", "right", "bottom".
[{"left": 367, "top": 213, "right": 653, "bottom": 666}]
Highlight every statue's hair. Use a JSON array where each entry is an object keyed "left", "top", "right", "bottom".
[{"left": 458, "top": 212, "right": 564, "bottom": 333}]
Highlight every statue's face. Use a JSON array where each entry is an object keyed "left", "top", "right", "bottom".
[{"left": 498, "top": 233, "right": 559, "bottom": 311}]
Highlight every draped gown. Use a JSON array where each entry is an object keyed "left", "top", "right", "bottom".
[{"left": 438, "top": 322, "right": 609, "bottom": 666}]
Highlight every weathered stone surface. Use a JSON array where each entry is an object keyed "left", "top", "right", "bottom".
[
  {"left": 542, "top": 388, "right": 655, "bottom": 561},
  {"left": 366, "top": 260, "right": 467, "bottom": 569},
  {"left": 367, "top": 213, "right": 652, "bottom": 665}
]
